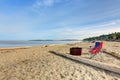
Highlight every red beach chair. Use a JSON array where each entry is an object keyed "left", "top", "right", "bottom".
[{"left": 89, "top": 42, "right": 103, "bottom": 59}]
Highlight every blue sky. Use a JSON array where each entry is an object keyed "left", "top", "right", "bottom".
[{"left": 0, "top": 0, "right": 120, "bottom": 40}]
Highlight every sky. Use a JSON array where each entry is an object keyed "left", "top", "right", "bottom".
[{"left": 0, "top": 0, "right": 120, "bottom": 40}]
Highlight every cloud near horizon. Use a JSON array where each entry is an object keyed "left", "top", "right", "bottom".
[
  {"left": 1, "top": 19, "right": 118, "bottom": 40},
  {"left": 47, "top": 20, "right": 120, "bottom": 39}
]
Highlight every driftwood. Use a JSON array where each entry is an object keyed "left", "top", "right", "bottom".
[
  {"left": 103, "top": 50, "right": 120, "bottom": 59},
  {"left": 50, "top": 51, "right": 120, "bottom": 74}
]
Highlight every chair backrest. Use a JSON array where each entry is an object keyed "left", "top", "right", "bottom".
[
  {"left": 94, "top": 42, "right": 103, "bottom": 49},
  {"left": 89, "top": 41, "right": 103, "bottom": 54},
  {"left": 95, "top": 42, "right": 100, "bottom": 48},
  {"left": 99, "top": 42, "right": 103, "bottom": 49}
]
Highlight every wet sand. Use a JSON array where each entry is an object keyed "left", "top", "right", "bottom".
[{"left": 0, "top": 41, "right": 120, "bottom": 80}]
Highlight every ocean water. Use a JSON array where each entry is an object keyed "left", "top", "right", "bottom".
[{"left": 0, "top": 40, "right": 81, "bottom": 48}]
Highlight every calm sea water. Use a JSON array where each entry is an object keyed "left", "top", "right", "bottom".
[{"left": 0, "top": 40, "right": 81, "bottom": 48}]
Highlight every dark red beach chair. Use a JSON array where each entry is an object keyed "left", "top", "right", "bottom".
[{"left": 89, "top": 41, "right": 103, "bottom": 59}]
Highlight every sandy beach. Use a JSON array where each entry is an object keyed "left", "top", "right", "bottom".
[{"left": 0, "top": 41, "right": 120, "bottom": 80}]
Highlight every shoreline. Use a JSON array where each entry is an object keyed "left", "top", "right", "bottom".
[{"left": 0, "top": 40, "right": 81, "bottom": 48}]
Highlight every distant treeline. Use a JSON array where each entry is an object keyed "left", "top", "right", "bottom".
[{"left": 83, "top": 32, "right": 120, "bottom": 41}]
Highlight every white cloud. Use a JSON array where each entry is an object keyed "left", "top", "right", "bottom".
[
  {"left": 46, "top": 20, "right": 120, "bottom": 39},
  {"left": 33, "top": 0, "right": 71, "bottom": 9},
  {"left": 33, "top": 0, "right": 56, "bottom": 8},
  {"left": 1, "top": 14, "right": 120, "bottom": 40},
  {"left": 44, "top": 0, "right": 54, "bottom": 6}
]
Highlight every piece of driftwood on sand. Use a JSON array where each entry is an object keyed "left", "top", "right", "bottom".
[
  {"left": 102, "top": 50, "right": 120, "bottom": 59},
  {"left": 50, "top": 51, "right": 120, "bottom": 74}
]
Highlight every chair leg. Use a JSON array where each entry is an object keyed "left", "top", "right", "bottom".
[
  {"left": 99, "top": 52, "right": 103, "bottom": 61},
  {"left": 89, "top": 54, "right": 96, "bottom": 59}
]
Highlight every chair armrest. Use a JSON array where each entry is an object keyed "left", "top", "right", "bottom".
[{"left": 89, "top": 46, "right": 94, "bottom": 49}]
